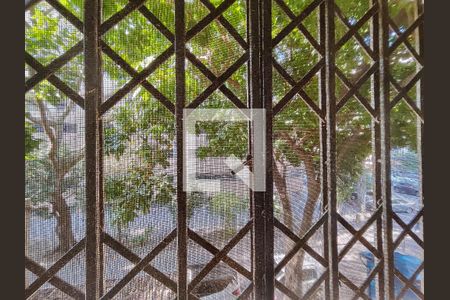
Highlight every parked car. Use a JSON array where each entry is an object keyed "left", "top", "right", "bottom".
[
  {"left": 361, "top": 251, "right": 422, "bottom": 300},
  {"left": 187, "top": 263, "right": 242, "bottom": 299},
  {"left": 392, "top": 193, "right": 420, "bottom": 214},
  {"left": 392, "top": 200, "right": 416, "bottom": 214},
  {"left": 392, "top": 175, "right": 419, "bottom": 196}
]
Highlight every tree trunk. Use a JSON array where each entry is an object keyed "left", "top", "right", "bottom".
[
  {"left": 53, "top": 176, "right": 76, "bottom": 253},
  {"left": 274, "top": 135, "right": 322, "bottom": 298},
  {"left": 283, "top": 165, "right": 321, "bottom": 298},
  {"left": 273, "top": 158, "right": 293, "bottom": 231}
]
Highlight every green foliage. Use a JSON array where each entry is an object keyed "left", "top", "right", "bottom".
[
  {"left": 25, "top": 2, "right": 82, "bottom": 65},
  {"left": 209, "top": 192, "right": 247, "bottom": 233},
  {"left": 25, "top": 156, "right": 84, "bottom": 214},
  {"left": 130, "top": 227, "right": 153, "bottom": 248},
  {"left": 25, "top": 121, "right": 40, "bottom": 160},
  {"left": 105, "top": 170, "right": 175, "bottom": 226},
  {"left": 26, "top": 0, "right": 420, "bottom": 227}
]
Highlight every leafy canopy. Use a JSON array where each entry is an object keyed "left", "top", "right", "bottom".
[{"left": 25, "top": 0, "right": 420, "bottom": 223}]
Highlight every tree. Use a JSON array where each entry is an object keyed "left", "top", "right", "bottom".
[
  {"left": 98, "top": 0, "right": 420, "bottom": 296},
  {"left": 25, "top": 98, "right": 84, "bottom": 253},
  {"left": 26, "top": 0, "right": 421, "bottom": 295},
  {"left": 26, "top": 3, "right": 85, "bottom": 253}
]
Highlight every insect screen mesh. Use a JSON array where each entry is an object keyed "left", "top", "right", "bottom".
[{"left": 24, "top": 0, "right": 424, "bottom": 299}]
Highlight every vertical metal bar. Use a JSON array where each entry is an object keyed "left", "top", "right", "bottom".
[
  {"left": 416, "top": 0, "right": 424, "bottom": 208},
  {"left": 262, "top": 0, "right": 274, "bottom": 298},
  {"left": 415, "top": 0, "right": 425, "bottom": 294},
  {"left": 378, "top": 0, "right": 395, "bottom": 298},
  {"left": 248, "top": 0, "right": 265, "bottom": 298},
  {"left": 25, "top": 199, "right": 32, "bottom": 288},
  {"left": 245, "top": 3, "right": 255, "bottom": 294},
  {"left": 324, "top": 0, "right": 339, "bottom": 298},
  {"left": 175, "top": 0, "right": 187, "bottom": 299},
  {"left": 370, "top": 1, "right": 385, "bottom": 298},
  {"left": 319, "top": 2, "right": 331, "bottom": 299},
  {"left": 415, "top": 0, "right": 424, "bottom": 211},
  {"left": 84, "top": 0, "right": 103, "bottom": 298},
  {"left": 98, "top": 119, "right": 105, "bottom": 296}
]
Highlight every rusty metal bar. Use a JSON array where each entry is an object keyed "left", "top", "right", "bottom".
[
  {"left": 396, "top": 262, "right": 424, "bottom": 299},
  {"left": 378, "top": 0, "right": 395, "bottom": 298},
  {"left": 339, "top": 274, "right": 370, "bottom": 300},
  {"left": 185, "top": 0, "right": 236, "bottom": 41},
  {"left": 244, "top": 6, "right": 255, "bottom": 299},
  {"left": 102, "top": 233, "right": 178, "bottom": 292},
  {"left": 393, "top": 209, "right": 424, "bottom": 248},
  {"left": 45, "top": 0, "right": 84, "bottom": 31},
  {"left": 25, "top": 257, "right": 85, "bottom": 299},
  {"left": 101, "top": 230, "right": 177, "bottom": 299},
  {"left": 388, "top": 19, "right": 422, "bottom": 65},
  {"left": 337, "top": 210, "right": 382, "bottom": 260},
  {"left": 84, "top": 0, "right": 103, "bottom": 298},
  {"left": 27, "top": 0, "right": 147, "bottom": 95},
  {"left": 272, "top": 58, "right": 324, "bottom": 120},
  {"left": 25, "top": 52, "right": 85, "bottom": 108},
  {"left": 389, "top": 69, "right": 423, "bottom": 111},
  {"left": 262, "top": 0, "right": 274, "bottom": 297},
  {"left": 391, "top": 212, "right": 424, "bottom": 249},
  {"left": 175, "top": 0, "right": 187, "bottom": 299},
  {"left": 99, "top": 0, "right": 146, "bottom": 35},
  {"left": 100, "top": 41, "right": 176, "bottom": 114},
  {"left": 186, "top": 53, "right": 249, "bottom": 109},
  {"left": 319, "top": 2, "right": 330, "bottom": 298},
  {"left": 185, "top": 50, "right": 247, "bottom": 109},
  {"left": 274, "top": 0, "right": 324, "bottom": 55},
  {"left": 302, "top": 272, "right": 328, "bottom": 300},
  {"left": 388, "top": 14, "right": 424, "bottom": 54},
  {"left": 303, "top": 272, "right": 329, "bottom": 300},
  {"left": 199, "top": 0, "right": 247, "bottom": 49},
  {"left": 369, "top": 1, "right": 385, "bottom": 296},
  {"left": 273, "top": 59, "right": 325, "bottom": 116},
  {"left": 416, "top": 0, "right": 425, "bottom": 291},
  {"left": 393, "top": 269, "right": 424, "bottom": 299},
  {"left": 25, "top": 41, "right": 83, "bottom": 92},
  {"left": 248, "top": 0, "right": 264, "bottom": 298},
  {"left": 99, "top": 45, "right": 174, "bottom": 116},
  {"left": 273, "top": 233, "right": 327, "bottom": 272},
  {"left": 335, "top": 64, "right": 378, "bottom": 114},
  {"left": 334, "top": 5, "right": 375, "bottom": 61},
  {"left": 337, "top": 214, "right": 382, "bottom": 260},
  {"left": 274, "top": 215, "right": 328, "bottom": 273},
  {"left": 272, "top": 0, "right": 323, "bottom": 47},
  {"left": 335, "top": 68, "right": 376, "bottom": 117},
  {"left": 350, "top": 262, "right": 383, "bottom": 300},
  {"left": 237, "top": 283, "right": 253, "bottom": 300},
  {"left": 25, "top": 239, "right": 85, "bottom": 298},
  {"left": 98, "top": 118, "right": 105, "bottom": 296},
  {"left": 137, "top": 4, "right": 175, "bottom": 42},
  {"left": 188, "top": 222, "right": 252, "bottom": 292},
  {"left": 324, "top": 0, "right": 339, "bottom": 298},
  {"left": 275, "top": 280, "right": 300, "bottom": 300},
  {"left": 335, "top": 4, "right": 378, "bottom": 51},
  {"left": 188, "top": 229, "right": 252, "bottom": 280}
]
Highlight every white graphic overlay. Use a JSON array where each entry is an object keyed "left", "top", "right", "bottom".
[{"left": 183, "top": 109, "right": 266, "bottom": 192}]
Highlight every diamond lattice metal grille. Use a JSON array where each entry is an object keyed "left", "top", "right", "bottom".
[{"left": 24, "top": 0, "right": 424, "bottom": 299}]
